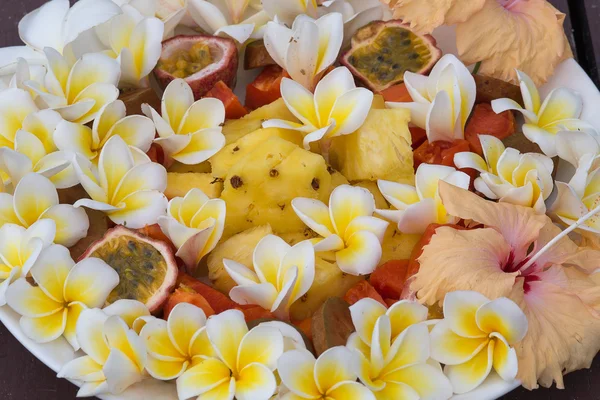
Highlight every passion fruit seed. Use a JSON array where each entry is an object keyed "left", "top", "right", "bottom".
[
  {"left": 90, "top": 235, "right": 167, "bottom": 305},
  {"left": 158, "top": 42, "right": 214, "bottom": 79}
]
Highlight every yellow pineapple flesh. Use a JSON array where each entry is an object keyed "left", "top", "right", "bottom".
[
  {"left": 210, "top": 127, "right": 304, "bottom": 179},
  {"left": 380, "top": 226, "right": 420, "bottom": 265},
  {"left": 329, "top": 109, "right": 414, "bottom": 184},
  {"left": 168, "top": 161, "right": 212, "bottom": 173},
  {"left": 165, "top": 172, "right": 223, "bottom": 199},
  {"left": 220, "top": 136, "right": 332, "bottom": 238},
  {"left": 207, "top": 225, "right": 273, "bottom": 294},
  {"left": 353, "top": 180, "right": 388, "bottom": 209}
]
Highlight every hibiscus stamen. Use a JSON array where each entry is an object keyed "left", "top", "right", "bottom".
[{"left": 521, "top": 203, "right": 600, "bottom": 271}]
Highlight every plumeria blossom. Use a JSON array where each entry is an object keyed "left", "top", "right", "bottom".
[
  {"left": 53, "top": 100, "right": 155, "bottom": 165},
  {"left": 263, "top": 13, "right": 344, "bottom": 90},
  {"left": 57, "top": 308, "right": 147, "bottom": 397},
  {"left": 277, "top": 346, "right": 376, "bottom": 400},
  {"left": 27, "top": 48, "right": 121, "bottom": 124},
  {"left": 6, "top": 245, "right": 119, "bottom": 350},
  {"left": 262, "top": 0, "right": 318, "bottom": 27},
  {"left": 73, "top": 135, "right": 168, "bottom": 228},
  {"left": 140, "top": 303, "right": 216, "bottom": 382},
  {"left": 346, "top": 298, "right": 429, "bottom": 356},
  {"left": 411, "top": 181, "right": 600, "bottom": 389},
  {"left": 187, "top": 0, "right": 270, "bottom": 44},
  {"left": 0, "top": 100, "right": 78, "bottom": 189},
  {"left": 388, "top": 54, "right": 476, "bottom": 143},
  {"left": 376, "top": 163, "right": 470, "bottom": 234},
  {"left": 176, "top": 309, "right": 284, "bottom": 400},
  {"left": 263, "top": 67, "right": 373, "bottom": 151},
  {"left": 319, "top": 0, "right": 385, "bottom": 45},
  {"left": 0, "top": 220, "right": 55, "bottom": 306},
  {"left": 102, "top": 298, "right": 153, "bottom": 334},
  {"left": 492, "top": 70, "right": 596, "bottom": 157},
  {"left": 158, "top": 188, "right": 226, "bottom": 270},
  {"left": 142, "top": 79, "right": 226, "bottom": 165},
  {"left": 550, "top": 131, "right": 600, "bottom": 233},
  {"left": 0, "top": 56, "right": 46, "bottom": 100},
  {"left": 18, "top": 0, "right": 122, "bottom": 54},
  {"left": 291, "top": 184, "right": 388, "bottom": 276},
  {"left": 352, "top": 314, "right": 453, "bottom": 399},
  {"left": 454, "top": 135, "right": 554, "bottom": 213},
  {"left": 224, "top": 234, "right": 315, "bottom": 320},
  {"left": 430, "top": 291, "right": 528, "bottom": 394},
  {"left": 0, "top": 173, "right": 89, "bottom": 247}
]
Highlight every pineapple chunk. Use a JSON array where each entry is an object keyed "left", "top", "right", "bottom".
[
  {"left": 329, "top": 109, "right": 414, "bottom": 184},
  {"left": 207, "top": 225, "right": 273, "bottom": 294},
  {"left": 330, "top": 168, "right": 349, "bottom": 189},
  {"left": 353, "top": 181, "right": 387, "bottom": 209},
  {"left": 221, "top": 137, "right": 331, "bottom": 237},
  {"left": 380, "top": 226, "right": 420, "bottom": 265},
  {"left": 279, "top": 229, "right": 318, "bottom": 246},
  {"left": 165, "top": 172, "right": 223, "bottom": 199},
  {"left": 372, "top": 94, "right": 386, "bottom": 109},
  {"left": 290, "top": 257, "right": 363, "bottom": 321},
  {"left": 168, "top": 161, "right": 211, "bottom": 173},
  {"left": 222, "top": 98, "right": 299, "bottom": 144},
  {"left": 210, "top": 127, "right": 303, "bottom": 178}
]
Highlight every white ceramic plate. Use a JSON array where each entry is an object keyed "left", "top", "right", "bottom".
[{"left": 2, "top": 25, "right": 600, "bottom": 400}]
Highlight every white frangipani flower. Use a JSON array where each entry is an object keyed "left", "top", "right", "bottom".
[
  {"left": 53, "top": 100, "right": 155, "bottom": 165},
  {"left": 0, "top": 220, "right": 55, "bottom": 306},
  {"left": 263, "top": 67, "right": 373, "bottom": 151},
  {"left": 352, "top": 314, "right": 453, "bottom": 399},
  {"left": 454, "top": 135, "right": 554, "bottom": 213},
  {"left": 158, "top": 188, "right": 226, "bottom": 270},
  {"left": 263, "top": 13, "right": 344, "bottom": 90},
  {"left": 430, "top": 291, "right": 528, "bottom": 394},
  {"left": 292, "top": 184, "right": 389, "bottom": 276},
  {"left": 102, "top": 298, "right": 153, "bottom": 334},
  {"left": 224, "top": 234, "right": 315, "bottom": 320},
  {"left": 18, "top": 0, "right": 122, "bottom": 54},
  {"left": 57, "top": 308, "right": 147, "bottom": 397},
  {"left": 387, "top": 54, "right": 476, "bottom": 143},
  {"left": 376, "top": 163, "right": 470, "bottom": 234},
  {"left": 319, "top": 0, "right": 385, "bottom": 45},
  {"left": 155, "top": 0, "right": 192, "bottom": 37},
  {"left": 6, "top": 245, "right": 119, "bottom": 350},
  {"left": 0, "top": 57, "right": 46, "bottom": 101},
  {"left": 187, "top": 0, "right": 270, "bottom": 44},
  {"left": 0, "top": 173, "right": 89, "bottom": 247},
  {"left": 176, "top": 309, "right": 284, "bottom": 400},
  {"left": 277, "top": 346, "right": 376, "bottom": 400},
  {"left": 549, "top": 131, "right": 600, "bottom": 233},
  {"left": 262, "top": 0, "right": 318, "bottom": 26},
  {"left": 140, "top": 302, "right": 216, "bottom": 382},
  {"left": 492, "top": 70, "right": 597, "bottom": 157},
  {"left": 143, "top": 79, "right": 226, "bottom": 165},
  {"left": 27, "top": 48, "right": 121, "bottom": 124},
  {"left": 73, "top": 135, "right": 168, "bottom": 228}
]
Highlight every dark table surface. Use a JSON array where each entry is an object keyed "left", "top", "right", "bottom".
[{"left": 1, "top": 0, "right": 600, "bottom": 399}]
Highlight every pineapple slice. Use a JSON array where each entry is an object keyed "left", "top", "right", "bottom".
[
  {"left": 168, "top": 161, "right": 211, "bottom": 173},
  {"left": 222, "top": 98, "right": 299, "bottom": 144},
  {"left": 353, "top": 181, "right": 387, "bottom": 209},
  {"left": 372, "top": 94, "right": 386, "bottom": 109},
  {"left": 329, "top": 109, "right": 414, "bottom": 184},
  {"left": 330, "top": 167, "right": 349, "bottom": 189},
  {"left": 221, "top": 136, "right": 331, "bottom": 237},
  {"left": 380, "top": 226, "right": 421, "bottom": 265},
  {"left": 165, "top": 172, "right": 223, "bottom": 199},
  {"left": 279, "top": 229, "right": 319, "bottom": 246},
  {"left": 207, "top": 225, "right": 273, "bottom": 294},
  {"left": 290, "top": 257, "right": 363, "bottom": 321},
  {"left": 210, "top": 127, "right": 303, "bottom": 178}
]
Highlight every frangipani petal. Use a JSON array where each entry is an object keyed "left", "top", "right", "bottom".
[
  {"left": 336, "top": 230, "right": 382, "bottom": 276},
  {"left": 349, "top": 298, "right": 387, "bottom": 347},
  {"left": 19, "top": 309, "right": 68, "bottom": 343},
  {"left": 475, "top": 297, "right": 528, "bottom": 344},
  {"left": 176, "top": 357, "right": 231, "bottom": 400},
  {"left": 13, "top": 172, "right": 59, "bottom": 227},
  {"left": 40, "top": 204, "right": 89, "bottom": 247},
  {"left": 64, "top": 257, "right": 119, "bottom": 308},
  {"left": 430, "top": 320, "right": 489, "bottom": 365},
  {"left": 237, "top": 325, "right": 283, "bottom": 372},
  {"left": 277, "top": 349, "right": 320, "bottom": 399},
  {"left": 329, "top": 184, "right": 375, "bottom": 237},
  {"left": 229, "top": 283, "right": 278, "bottom": 311},
  {"left": 443, "top": 291, "right": 489, "bottom": 338},
  {"left": 206, "top": 309, "right": 248, "bottom": 371},
  {"left": 167, "top": 302, "right": 207, "bottom": 357},
  {"left": 444, "top": 341, "right": 495, "bottom": 394},
  {"left": 314, "top": 346, "right": 356, "bottom": 394}
]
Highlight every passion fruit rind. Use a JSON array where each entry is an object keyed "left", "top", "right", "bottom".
[
  {"left": 154, "top": 34, "right": 239, "bottom": 100},
  {"left": 340, "top": 20, "right": 442, "bottom": 92},
  {"left": 80, "top": 225, "right": 178, "bottom": 314}
]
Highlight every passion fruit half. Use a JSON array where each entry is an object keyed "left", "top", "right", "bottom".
[
  {"left": 80, "top": 225, "right": 178, "bottom": 313},
  {"left": 341, "top": 20, "right": 442, "bottom": 92},
  {"left": 154, "top": 35, "right": 238, "bottom": 99}
]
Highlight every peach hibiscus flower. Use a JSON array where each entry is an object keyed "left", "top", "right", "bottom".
[{"left": 410, "top": 181, "right": 600, "bottom": 390}]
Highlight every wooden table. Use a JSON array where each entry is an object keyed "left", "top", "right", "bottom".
[{"left": 1, "top": 0, "right": 600, "bottom": 399}]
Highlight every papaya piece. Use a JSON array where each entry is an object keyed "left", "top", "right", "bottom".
[
  {"left": 413, "top": 139, "right": 470, "bottom": 169},
  {"left": 244, "top": 40, "right": 276, "bottom": 70},
  {"left": 238, "top": 305, "right": 274, "bottom": 323},
  {"left": 474, "top": 74, "right": 523, "bottom": 105},
  {"left": 293, "top": 318, "right": 312, "bottom": 339},
  {"left": 178, "top": 273, "right": 238, "bottom": 313},
  {"left": 380, "top": 83, "right": 412, "bottom": 102},
  {"left": 163, "top": 286, "right": 215, "bottom": 319},
  {"left": 370, "top": 260, "right": 410, "bottom": 300},
  {"left": 137, "top": 224, "right": 175, "bottom": 251},
  {"left": 465, "top": 103, "right": 516, "bottom": 155},
  {"left": 409, "top": 126, "right": 427, "bottom": 150},
  {"left": 245, "top": 65, "right": 289, "bottom": 110},
  {"left": 344, "top": 281, "right": 386, "bottom": 306},
  {"left": 206, "top": 80, "right": 248, "bottom": 120},
  {"left": 311, "top": 298, "right": 355, "bottom": 356}
]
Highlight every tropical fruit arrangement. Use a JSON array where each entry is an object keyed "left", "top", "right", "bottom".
[{"left": 0, "top": 0, "right": 599, "bottom": 399}]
